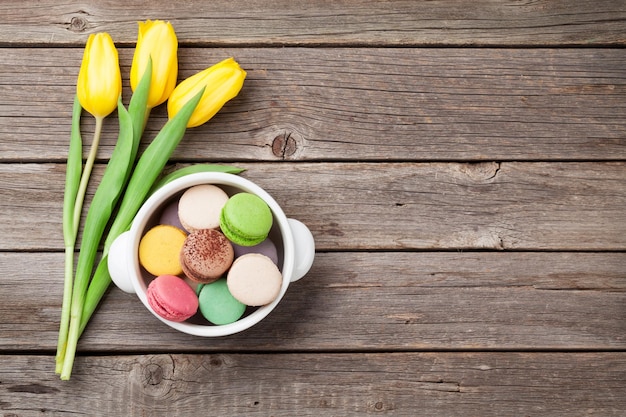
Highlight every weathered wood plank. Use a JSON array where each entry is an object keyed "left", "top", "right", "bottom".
[
  {"left": 3, "top": 2, "right": 624, "bottom": 413},
  {"left": 0, "top": 162, "right": 624, "bottom": 251},
  {"left": 1, "top": 0, "right": 625, "bottom": 46},
  {"left": 1, "top": 48, "right": 625, "bottom": 161},
  {"left": 2, "top": 251, "right": 624, "bottom": 352},
  {"left": 1, "top": 353, "right": 625, "bottom": 416}
]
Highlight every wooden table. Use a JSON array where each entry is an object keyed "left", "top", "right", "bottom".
[{"left": 1, "top": 1, "right": 625, "bottom": 415}]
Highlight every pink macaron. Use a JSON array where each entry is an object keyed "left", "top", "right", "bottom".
[{"left": 147, "top": 275, "right": 199, "bottom": 322}]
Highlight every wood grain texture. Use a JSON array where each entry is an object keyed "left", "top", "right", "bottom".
[
  {"left": 2, "top": 0, "right": 626, "bottom": 410},
  {"left": 1, "top": 353, "right": 625, "bottom": 416},
  {"left": 2, "top": 251, "right": 624, "bottom": 352},
  {"left": 1, "top": 0, "right": 625, "bottom": 46},
  {"left": 0, "top": 162, "right": 623, "bottom": 251},
  {"left": 2, "top": 48, "right": 625, "bottom": 162}
]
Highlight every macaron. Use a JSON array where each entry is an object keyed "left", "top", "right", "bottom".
[
  {"left": 180, "top": 229, "right": 234, "bottom": 284},
  {"left": 220, "top": 193, "right": 273, "bottom": 247},
  {"left": 178, "top": 184, "right": 229, "bottom": 232},
  {"left": 227, "top": 253, "right": 282, "bottom": 306},
  {"left": 139, "top": 225, "right": 187, "bottom": 276},
  {"left": 159, "top": 199, "right": 186, "bottom": 232},
  {"left": 198, "top": 278, "right": 246, "bottom": 325},
  {"left": 147, "top": 274, "right": 198, "bottom": 322},
  {"left": 232, "top": 238, "right": 279, "bottom": 266}
]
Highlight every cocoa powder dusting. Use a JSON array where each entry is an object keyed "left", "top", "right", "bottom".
[{"left": 181, "top": 229, "right": 234, "bottom": 281}]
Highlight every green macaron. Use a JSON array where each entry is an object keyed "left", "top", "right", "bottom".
[
  {"left": 198, "top": 278, "right": 246, "bottom": 325},
  {"left": 220, "top": 192, "right": 273, "bottom": 246}
]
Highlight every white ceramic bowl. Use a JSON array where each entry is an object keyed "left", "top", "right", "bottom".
[{"left": 107, "top": 172, "right": 315, "bottom": 336}]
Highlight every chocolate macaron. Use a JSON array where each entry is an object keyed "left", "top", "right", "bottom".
[{"left": 180, "top": 229, "right": 234, "bottom": 284}]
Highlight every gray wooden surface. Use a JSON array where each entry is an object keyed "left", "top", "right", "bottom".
[
  {"left": 4, "top": 48, "right": 626, "bottom": 161},
  {"left": 0, "top": 1, "right": 625, "bottom": 416},
  {"left": 2, "top": 0, "right": 625, "bottom": 46}
]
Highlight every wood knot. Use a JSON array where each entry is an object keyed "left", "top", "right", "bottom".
[
  {"left": 68, "top": 15, "right": 88, "bottom": 33},
  {"left": 143, "top": 363, "right": 164, "bottom": 386},
  {"left": 130, "top": 355, "right": 175, "bottom": 400},
  {"left": 458, "top": 162, "right": 501, "bottom": 182},
  {"left": 272, "top": 132, "right": 297, "bottom": 159},
  {"left": 369, "top": 400, "right": 394, "bottom": 411}
]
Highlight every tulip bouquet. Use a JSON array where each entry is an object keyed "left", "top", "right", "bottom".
[{"left": 55, "top": 21, "right": 247, "bottom": 380}]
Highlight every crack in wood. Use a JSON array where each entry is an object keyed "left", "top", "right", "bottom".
[{"left": 6, "top": 383, "right": 59, "bottom": 394}]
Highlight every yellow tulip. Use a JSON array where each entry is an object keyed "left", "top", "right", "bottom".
[
  {"left": 76, "top": 33, "right": 121, "bottom": 119},
  {"left": 130, "top": 20, "right": 178, "bottom": 108},
  {"left": 167, "top": 57, "right": 246, "bottom": 128}
]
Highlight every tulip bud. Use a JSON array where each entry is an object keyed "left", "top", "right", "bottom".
[
  {"left": 130, "top": 20, "right": 178, "bottom": 109},
  {"left": 76, "top": 33, "right": 122, "bottom": 119},
  {"left": 167, "top": 57, "right": 246, "bottom": 128}
]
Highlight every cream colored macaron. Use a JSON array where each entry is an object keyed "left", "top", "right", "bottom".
[
  {"left": 177, "top": 184, "right": 229, "bottom": 232},
  {"left": 227, "top": 253, "right": 282, "bottom": 306}
]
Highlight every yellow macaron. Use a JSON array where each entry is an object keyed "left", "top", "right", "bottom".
[{"left": 139, "top": 225, "right": 187, "bottom": 276}]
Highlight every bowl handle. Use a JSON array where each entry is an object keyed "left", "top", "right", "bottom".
[
  {"left": 287, "top": 219, "right": 315, "bottom": 282},
  {"left": 107, "top": 231, "right": 136, "bottom": 294}
]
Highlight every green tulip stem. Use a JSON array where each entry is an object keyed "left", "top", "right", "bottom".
[
  {"left": 55, "top": 247, "right": 74, "bottom": 373},
  {"left": 72, "top": 115, "right": 104, "bottom": 234},
  {"left": 55, "top": 96, "right": 83, "bottom": 374}
]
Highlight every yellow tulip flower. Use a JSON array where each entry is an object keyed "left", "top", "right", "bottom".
[
  {"left": 130, "top": 20, "right": 178, "bottom": 108},
  {"left": 167, "top": 57, "right": 246, "bottom": 128},
  {"left": 76, "top": 33, "right": 121, "bottom": 119}
]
